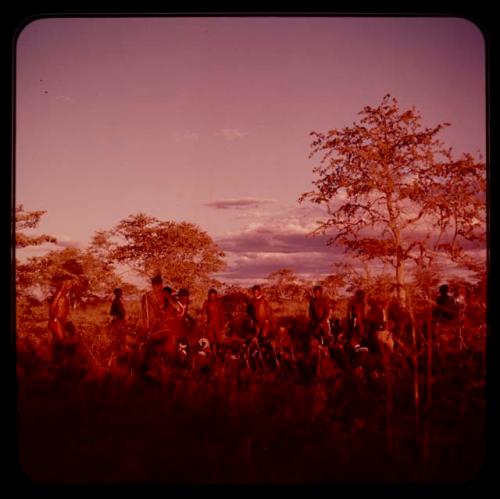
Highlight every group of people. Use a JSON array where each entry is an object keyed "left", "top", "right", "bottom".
[{"left": 45, "top": 272, "right": 470, "bottom": 379}]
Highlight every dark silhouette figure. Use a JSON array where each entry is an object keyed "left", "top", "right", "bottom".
[
  {"left": 308, "top": 285, "right": 332, "bottom": 344},
  {"left": 247, "top": 285, "right": 273, "bottom": 340},
  {"left": 110, "top": 288, "right": 126, "bottom": 323}
]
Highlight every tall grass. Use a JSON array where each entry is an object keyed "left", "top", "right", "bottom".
[{"left": 16, "top": 293, "right": 486, "bottom": 483}]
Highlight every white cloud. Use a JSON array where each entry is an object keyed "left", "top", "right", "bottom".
[
  {"left": 16, "top": 234, "right": 81, "bottom": 261},
  {"left": 214, "top": 203, "right": 342, "bottom": 281},
  {"left": 217, "top": 128, "right": 248, "bottom": 140},
  {"left": 54, "top": 234, "right": 81, "bottom": 248},
  {"left": 172, "top": 131, "right": 200, "bottom": 142},
  {"left": 215, "top": 200, "right": 486, "bottom": 284},
  {"left": 216, "top": 250, "right": 342, "bottom": 281},
  {"left": 55, "top": 95, "right": 75, "bottom": 103}
]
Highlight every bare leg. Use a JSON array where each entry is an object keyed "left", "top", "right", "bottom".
[{"left": 49, "top": 317, "right": 67, "bottom": 343}]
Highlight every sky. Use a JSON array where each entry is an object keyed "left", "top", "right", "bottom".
[{"left": 15, "top": 16, "right": 486, "bottom": 285}]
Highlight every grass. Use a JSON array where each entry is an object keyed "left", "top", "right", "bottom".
[{"left": 16, "top": 297, "right": 486, "bottom": 484}]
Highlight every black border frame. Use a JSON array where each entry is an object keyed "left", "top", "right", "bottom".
[{"left": 4, "top": 3, "right": 497, "bottom": 498}]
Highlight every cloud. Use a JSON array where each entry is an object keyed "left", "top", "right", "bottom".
[
  {"left": 227, "top": 202, "right": 328, "bottom": 225},
  {"left": 172, "top": 131, "right": 200, "bottom": 142},
  {"left": 54, "top": 234, "right": 81, "bottom": 248},
  {"left": 216, "top": 203, "right": 333, "bottom": 254},
  {"left": 217, "top": 128, "right": 248, "bottom": 140},
  {"left": 205, "top": 198, "right": 276, "bottom": 210},
  {"left": 214, "top": 204, "right": 343, "bottom": 281},
  {"left": 216, "top": 250, "right": 345, "bottom": 281},
  {"left": 55, "top": 95, "right": 75, "bottom": 103},
  {"left": 16, "top": 234, "right": 81, "bottom": 261},
  {"left": 214, "top": 201, "right": 486, "bottom": 284},
  {"left": 218, "top": 226, "right": 334, "bottom": 254}
]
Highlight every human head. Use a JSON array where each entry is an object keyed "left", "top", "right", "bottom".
[
  {"left": 252, "top": 285, "right": 261, "bottom": 298},
  {"left": 230, "top": 338, "right": 242, "bottom": 354},
  {"left": 162, "top": 286, "right": 173, "bottom": 296},
  {"left": 313, "top": 285, "right": 323, "bottom": 298},
  {"left": 151, "top": 275, "right": 163, "bottom": 288},
  {"left": 178, "top": 288, "right": 189, "bottom": 304},
  {"left": 278, "top": 325, "right": 287, "bottom": 335},
  {"left": 62, "top": 278, "right": 74, "bottom": 290},
  {"left": 208, "top": 288, "right": 218, "bottom": 300},
  {"left": 439, "top": 284, "right": 449, "bottom": 295},
  {"left": 53, "top": 274, "right": 74, "bottom": 291},
  {"left": 64, "top": 321, "right": 77, "bottom": 338},
  {"left": 355, "top": 289, "right": 365, "bottom": 301}
]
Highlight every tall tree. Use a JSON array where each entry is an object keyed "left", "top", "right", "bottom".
[
  {"left": 17, "top": 247, "right": 123, "bottom": 304},
  {"left": 90, "top": 213, "right": 226, "bottom": 294},
  {"left": 15, "top": 204, "right": 57, "bottom": 249},
  {"left": 15, "top": 205, "right": 57, "bottom": 302},
  {"left": 300, "top": 95, "right": 486, "bottom": 303}
]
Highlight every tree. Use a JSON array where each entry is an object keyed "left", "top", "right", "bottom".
[
  {"left": 15, "top": 204, "right": 58, "bottom": 305},
  {"left": 90, "top": 214, "right": 226, "bottom": 295},
  {"left": 18, "top": 247, "right": 123, "bottom": 305},
  {"left": 300, "top": 95, "right": 486, "bottom": 303},
  {"left": 317, "top": 263, "right": 353, "bottom": 300},
  {"left": 15, "top": 204, "right": 57, "bottom": 249},
  {"left": 265, "top": 268, "right": 305, "bottom": 303}
]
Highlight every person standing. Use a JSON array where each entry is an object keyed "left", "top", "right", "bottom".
[
  {"left": 348, "top": 289, "right": 367, "bottom": 349},
  {"left": 48, "top": 275, "right": 74, "bottom": 345},
  {"left": 202, "top": 289, "right": 225, "bottom": 347},
  {"left": 247, "top": 285, "right": 273, "bottom": 340},
  {"left": 308, "top": 285, "right": 332, "bottom": 344},
  {"left": 140, "top": 275, "right": 165, "bottom": 336},
  {"left": 433, "top": 284, "right": 456, "bottom": 323},
  {"left": 110, "top": 288, "right": 126, "bottom": 324}
]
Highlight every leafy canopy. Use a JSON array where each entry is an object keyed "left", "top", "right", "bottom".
[
  {"left": 90, "top": 213, "right": 226, "bottom": 292},
  {"left": 300, "top": 94, "right": 486, "bottom": 293}
]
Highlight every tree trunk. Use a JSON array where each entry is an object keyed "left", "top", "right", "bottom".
[
  {"left": 406, "top": 289, "right": 420, "bottom": 448},
  {"left": 395, "top": 244, "right": 406, "bottom": 304}
]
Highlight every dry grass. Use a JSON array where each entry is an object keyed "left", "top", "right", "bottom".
[{"left": 16, "top": 296, "right": 486, "bottom": 484}]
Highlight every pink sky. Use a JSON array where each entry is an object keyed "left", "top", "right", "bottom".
[{"left": 15, "top": 17, "right": 486, "bottom": 284}]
